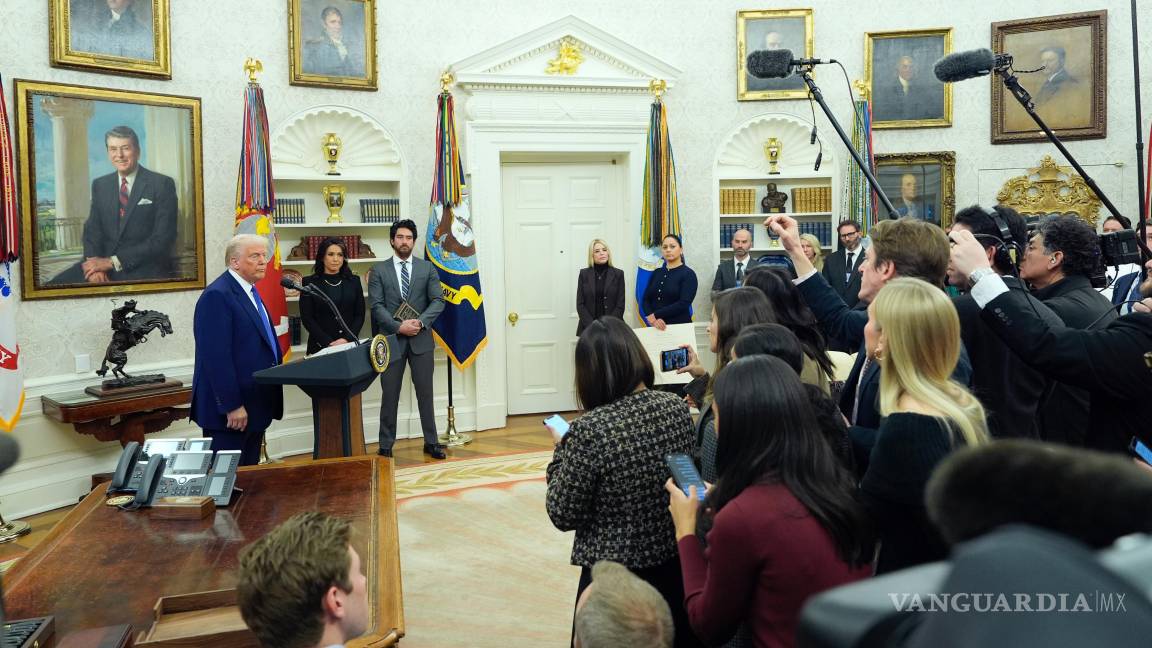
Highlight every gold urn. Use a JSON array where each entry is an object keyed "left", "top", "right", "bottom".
[
  {"left": 764, "top": 138, "right": 782, "bottom": 175},
  {"left": 322, "top": 184, "right": 346, "bottom": 223},
  {"left": 322, "top": 132, "right": 342, "bottom": 176}
]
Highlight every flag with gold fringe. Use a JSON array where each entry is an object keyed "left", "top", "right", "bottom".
[
  {"left": 425, "top": 90, "right": 486, "bottom": 369},
  {"left": 843, "top": 96, "right": 878, "bottom": 235},
  {"left": 234, "top": 78, "right": 288, "bottom": 359},
  {"left": 0, "top": 73, "right": 23, "bottom": 431},
  {"left": 636, "top": 95, "right": 683, "bottom": 324}
]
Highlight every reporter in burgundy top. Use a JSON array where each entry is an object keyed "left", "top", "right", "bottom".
[
  {"left": 575, "top": 239, "right": 625, "bottom": 335},
  {"left": 666, "top": 355, "right": 873, "bottom": 648},
  {"left": 643, "top": 234, "right": 698, "bottom": 330}
]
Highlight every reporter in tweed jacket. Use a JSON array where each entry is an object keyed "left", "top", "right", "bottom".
[{"left": 547, "top": 316, "right": 700, "bottom": 648}]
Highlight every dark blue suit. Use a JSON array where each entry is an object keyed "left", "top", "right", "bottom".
[{"left": 191, "top": 271, "right": 284, "bottom": 464}]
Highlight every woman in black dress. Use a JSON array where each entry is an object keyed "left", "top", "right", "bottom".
[
  {"left": 300, "top": 237, "right": 365, "bottom": 355},
  {"left": 575, "top": 238, "right": 625, "bottom": 335},
  {"left": 642, "top": 234, "right": 698, "bottom": 330}
]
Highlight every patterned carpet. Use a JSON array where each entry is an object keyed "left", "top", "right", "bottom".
[{"left": 395, "top": 451, "right": 579, "bottom": 647}]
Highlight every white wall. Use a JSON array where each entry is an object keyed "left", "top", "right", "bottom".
[{"left": 1, "top": 0, "right": 1148, "bottom": 517}]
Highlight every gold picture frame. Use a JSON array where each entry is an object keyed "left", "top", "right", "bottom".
[
  {"left": 49, "top": 0, "right": 172, "bottom": 79},
  {"left": 866, "top": 28, "right": 952, "bottom": 129},
  {"left": 991, "top": 11, "right": 1107, "bottom": 144},
  {"left": 15, "top": 80, "right": 205, "bottom": 300},
  {"left": 737, "top": 9, "right": 814, "bottom": 101},
  {"left": 288, "top": 0, "right": 378, "bottom": 91},
  {"left": 873, "top": 151, "right": 957, "bottom": 230}
]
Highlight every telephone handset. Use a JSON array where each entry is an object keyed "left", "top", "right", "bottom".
[
  {"left": 127, "top": 454, "right": 167, "bottom": 509},
  {"left": 109, "top": 441, "right": 142, "bottom": 492}
]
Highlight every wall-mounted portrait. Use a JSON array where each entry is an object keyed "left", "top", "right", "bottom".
[
  {"left": 49, "top": 0, "right": 172, "bottom": 79},
  {"left": 737, "top": 9, "right": 813, "bottom": 101},
  {"left": 874, "top": 151, "right": 956, "bottom": 229},
  {"left": 15, "top": 80, "right": 205, "bottom": 300},
  {"left": 866, "top": 28, "right": 952, "bottom": 129},
  {"left": 289, "top": 0, "right": 378, "bottom": 91},
  {"left": 992, "top": 11, "right": 1107, "bottom": 144}
]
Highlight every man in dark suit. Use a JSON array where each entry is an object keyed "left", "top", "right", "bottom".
[
  {"left": 711, "top": 228, "right": 755, "bottom": 291},
  {"left": 74, "top": 0, "right": 154, "bottom": 59},
  {"left": 49, "top": 125, "right": 177, "bottom": 285},
  {"left": 190, "top": 235, "right": 284, "bottom": 466},
  {"left": 892, "top": 173, "right": 936, "bottom": 225},
  {"left": 820, "top": 220, "right": 864, "bottom": 351},
  {"left": 1018, "top": 215, "right": 1117, "bottom": 446},
  {"left": 951, "top": 230, "right": 1152, "bottom": 453},
  {"left": 368, "top": 220, "right": 446, "bottom": 459}
]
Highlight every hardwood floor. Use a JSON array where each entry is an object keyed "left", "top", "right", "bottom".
[{"left": 0, "top": 414, "right": 568, "bottom": 562}]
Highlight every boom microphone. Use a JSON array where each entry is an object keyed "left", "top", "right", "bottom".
[
  {"left": 933, "top": 48, "right": 1013, "bottom": 83},
  {"left": 746, "top": 49, "right": 837, "bottom": 79}
]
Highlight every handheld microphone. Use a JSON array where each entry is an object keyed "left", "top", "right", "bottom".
[
  {"left": 933, "top": 48, "right": 1013, "bottom": 83},
  {"left": 746, "top": 49, "right": 837, "bottom": 79}
]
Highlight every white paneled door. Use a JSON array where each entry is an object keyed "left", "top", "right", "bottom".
[{"left": 502, "top": 161, "right": 625, "bottom": 414}]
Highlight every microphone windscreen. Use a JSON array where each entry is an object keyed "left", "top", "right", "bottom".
[
  {"left": 746, "top": 49, "right": 794, "bottom": 79},
  {"left": 933, "top": 48, "right": 997, "bottom": 83},
  {"left": 279, "top": 277, "right": 299, "bottom": 289},
  {"left": 0, "top": 434, "right": 19, "bottom": 475}
]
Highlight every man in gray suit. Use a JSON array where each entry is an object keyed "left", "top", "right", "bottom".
[{"left": 368, "top": 220, "right": 446, "bottom": 459}]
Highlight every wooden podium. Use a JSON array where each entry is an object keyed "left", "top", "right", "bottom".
[
  {"left": 3, "top": 457, "right": 404, "bottom": 646},
  {"left": 255, "top": 337, "right": 397, "bottom": 459}
]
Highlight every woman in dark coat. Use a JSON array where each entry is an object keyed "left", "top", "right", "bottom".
[
  {"left": 300, "top": 237, "right": 365, "bottom": 355},
  {"left": 576, "top": 238, "right": 625, "bottom": 335},
  {"left": 643, "top": 234, "right": 698, "bottom": 330}
]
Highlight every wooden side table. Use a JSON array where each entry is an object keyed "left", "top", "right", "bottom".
[{"left": 41, "top": 386, "right": 192, "bottom": 447}]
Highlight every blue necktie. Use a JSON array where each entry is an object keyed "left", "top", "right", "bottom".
[
  {"left": 250, "top": 286, "right": 279, "bottom": 357},
  {"left": 400, "top": 260, "right": 410, "bottom": 301}
]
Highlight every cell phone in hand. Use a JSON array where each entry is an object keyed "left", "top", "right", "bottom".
[
  {"left": 660, "top": 348, "right": 690, "bottom": 372},
  {"left": 543, "top": 414, "right": 570, "bottom": 438},
  {"left": 1131, "top": 437, "right": 1152, "bottom": 466},
  {"left": 665, "top": 453, "right": 706, "bottom": 501}
]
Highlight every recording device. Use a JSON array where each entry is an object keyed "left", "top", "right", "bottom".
[
  {"left": 745, "top": 49, "right": 837, "bottom": 79},
  {"left": 933, "top": 48, "right": 1014, "bottom": 83},
  {"left": 660, "top": 348, "right": 690, "bottom": 372},
  {"left": 543, "top": 414, "right": 570, "bottom": 438},
  {"left": 1100, "top": 228, "right": 1142, "bottom": 267},
  {"left": 666, "top": 453, "right": 706, "bottom": 501},
  {"left": 1131, "top": 438, "right": 1152, "bottom": 467}
]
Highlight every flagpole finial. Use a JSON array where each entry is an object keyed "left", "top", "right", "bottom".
[
  {"left": 244, "top": 58, "right": 264, "bottom": 84},
  {"left": 440, "top": 70, "right": 455, "bottom": 93},
  {"left": 852, "top": 79, "right": 869, "bottom": 101},
  {"left": 649, "top": 79, "right": 667, "bottom": 98}
]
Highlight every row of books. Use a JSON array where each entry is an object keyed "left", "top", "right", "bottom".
[
  {"left": 719, "top": 223, "right": 754, "bottom": 248},
  {"left": 274, "top": 198, "right": 307, "bottom": 224},
  {"left": 798, "top": 221, "right": 833, "bottom": 247},
  {"left": 719, "top": 188, "right": 757, "bottom": 214},
  {"left": 791, "top": 186, "right": 832, "bottom": 213},
  {"left": 360, "top": 198, "right": 402, "bottom": 223}
]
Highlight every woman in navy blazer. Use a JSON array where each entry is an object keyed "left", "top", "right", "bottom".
[
  {"left": 576, "top": 239, "right": 625, "bottom": 335},
  {"left": 643, "top": 235, "right": 698, "bottom": 330}
]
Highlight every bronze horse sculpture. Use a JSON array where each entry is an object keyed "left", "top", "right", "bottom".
[{"left": 96, "top": 300, "right": 174, "bottom": 382}]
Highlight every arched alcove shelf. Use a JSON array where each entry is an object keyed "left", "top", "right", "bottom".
[
  {"left": 268, "top": 105, "right": 410, "bottom": 353},
  {"left": 712, "top": 113, "right": 841, "bottom": 264}
]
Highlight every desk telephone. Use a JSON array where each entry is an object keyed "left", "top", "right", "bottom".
[{"left": 109, "top": 438, "right": 241, "bottom": 508}]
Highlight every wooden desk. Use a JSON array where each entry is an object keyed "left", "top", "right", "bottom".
[
  {"left": 3, "top": 457, "right": 405, "bottom": 647},
  {"left": 41, "top": 386, "right": 192, "bottom": 447}
]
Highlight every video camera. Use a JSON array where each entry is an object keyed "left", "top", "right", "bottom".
[{"left": 1093, "top": 228, "right": 1142, "bottom": 289}]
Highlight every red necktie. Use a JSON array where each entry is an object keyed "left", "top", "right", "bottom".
[{"left": 119, "top": 177, "right": 129, "bottom": 218}]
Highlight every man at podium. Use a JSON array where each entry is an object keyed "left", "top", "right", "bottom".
[{"left": 368, "top": 220, "right": 446, "bottom": 459}]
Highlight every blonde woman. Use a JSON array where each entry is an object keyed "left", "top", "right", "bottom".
[
  {"left": 576, "top": 239, "right": 625, "bottom": 335},
  {"left": 799, "top": 233, "right": 825, "bottom": 272},
  {"left": 860, "top": 277, "right": 989, "bottom": 574}
]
